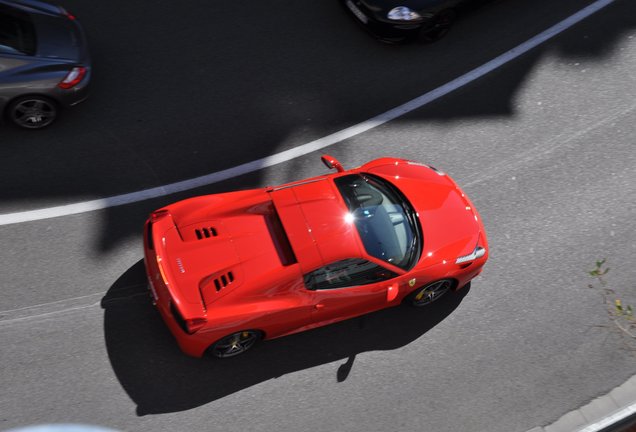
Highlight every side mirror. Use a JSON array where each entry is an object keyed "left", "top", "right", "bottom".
[
  {"left": 321, "top": 154, "right": 345, "bottom": 172},
  {"left": 386, "top": 282, "right": 399, "bottom": 302}
]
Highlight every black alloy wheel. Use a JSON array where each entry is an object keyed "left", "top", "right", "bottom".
[
  {"left": 420, "top": 9, "right": 457, "bottom": 42},
  {"left": 209, "top": 330, "right": 261, "bottom": 358},
  {"left": 8, "top": 96, "right": 58, "bottom": 129},
  {"left": 410, "top": 279, "right": 454, "bottom": 307}
]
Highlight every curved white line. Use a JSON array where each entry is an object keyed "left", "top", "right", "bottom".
[{"left": 0, "top": 0, "right": 615, "bottom": 226}]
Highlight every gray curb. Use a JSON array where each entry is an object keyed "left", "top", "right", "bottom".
[{"left": 526, "top": 374, "right": 636, "bottom": 432}]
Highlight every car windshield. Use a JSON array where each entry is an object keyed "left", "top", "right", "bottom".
[
  {"left": 334, "top": 173, "right": 422, "bottom": 270},
  {"left": 0, "top": 6, "right": 36, "bottom": 56}
]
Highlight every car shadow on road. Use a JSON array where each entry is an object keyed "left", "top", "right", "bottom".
[{"left": 102, "top": 260, "right": 470, "bottom": 415}]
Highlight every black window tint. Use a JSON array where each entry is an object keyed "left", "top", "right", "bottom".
[
  {"left": 0, "top": 6, "right": 36, "bottom": 56},
  {"left": 304, "top": 258, "right": 397, "bottom": 290}
]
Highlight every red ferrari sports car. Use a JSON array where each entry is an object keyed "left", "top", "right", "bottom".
[{"left": 143, "top": 155, "right": 488, "bottom": 358}]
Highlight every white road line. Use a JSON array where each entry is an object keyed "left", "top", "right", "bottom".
[
  {"left": 0, "top": 0, "right": 616, "bottom": 227},
  {"left": 0, "top": 302, "right": 101, "bottom": 326},
  {"left": 0, "top": 287, "right": 148, "bottom": 325},
  {"left": 0, "top": 291, "right": 103, "bottom": 314},
  {"left": 463, "top": 103, "right": 636, "bottom": 188}
]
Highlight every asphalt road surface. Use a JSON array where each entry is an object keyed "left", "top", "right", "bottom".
[{"left": 1, "top": 0, "right": 636, "bottom": 431}]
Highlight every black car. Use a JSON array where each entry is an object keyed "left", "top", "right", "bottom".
[
  {"left": 342, "top": 0, "right": 474, "bottom": 42},
  {"left": 0, "top": 0, "right": 91, "bottom": 129}
]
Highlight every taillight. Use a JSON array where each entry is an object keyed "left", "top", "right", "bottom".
[
  {"left": 57, "top": 67, "right": 86, "bottom": 89},
  {"left": 171, "top": 302, "right": 207, "bottom": 334},
  {"left": 58, "top": 6, "right": 76, "bottom": 20},
  {"left": 156, "top": 255, "right": 170, "bottom": 287},
  {"left": 185, "top": 318, "right": 207, "bottom": 334}
]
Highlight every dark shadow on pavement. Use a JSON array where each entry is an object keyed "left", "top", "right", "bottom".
[
  {"left": 1, "top": 0, "right": 634, "bottom": 256},
  {"left": 102, "top": 260, "right": 470, "bottom": 415}
]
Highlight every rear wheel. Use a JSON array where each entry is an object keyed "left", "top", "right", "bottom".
[
  {"left": 408, "top": 279, "right": 454, "bottom": 307},
  {"left": 7, "top": 96, "right": 58, "bottom": 129},
  {"left": 208, "top": 330, "right": 262, "bottom": 358}
]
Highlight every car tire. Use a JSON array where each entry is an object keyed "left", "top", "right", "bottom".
[
  {"left": 207, "top": 330, "right": 262, "bottom": 358},
  {"left": 419, "top": 9, "right": 457, "bottom": 43},
  {"left": 6, "top": 95, "right": 58, "bottom": 129},
  {"left": 408, "top": 279, "right": 454, "bottom": 307}
]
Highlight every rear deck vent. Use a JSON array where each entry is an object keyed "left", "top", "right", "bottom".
[
  {"left": 195, "top": 227, "right": 218, "bottom": 240},
  {"left": 213, "top": 271, "right": 235, "bottom": 292}
]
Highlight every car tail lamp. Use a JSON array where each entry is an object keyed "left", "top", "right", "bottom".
[
  {"left": 58, "top": 6, "right": 76, "bottom": 19},
  {"left": 185, "top": 318, "right": 207, "bottom": 334},
  {"left": 156, "top": 255, "right": 170, "bottom": 287},
  {"left": 57, "top": 67, "right": 86, "bottom": 89},
  {"left": 171, "top": 301, "right": 207, "bottom": 334}
]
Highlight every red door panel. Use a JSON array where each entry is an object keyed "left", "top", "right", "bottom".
[{"left": 309, "top": 281, "right": 394, "bottom": 326}]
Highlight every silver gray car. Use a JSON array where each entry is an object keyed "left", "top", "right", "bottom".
[{"left": 0, "top": 0, "right": 91, "bottom": 129}]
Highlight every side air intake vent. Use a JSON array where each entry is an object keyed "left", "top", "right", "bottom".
[
  {"left": 213, "top": 271, "right": 235, "bottom": 292},
  {"left": 195, "top": 227, "right": 218, "bottom": 240}
]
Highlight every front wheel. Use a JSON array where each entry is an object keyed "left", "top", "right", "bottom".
[
  {"left": 408, "top": 279, "right": 454, "bottom": 307},
  {"left": 208, "top": 330, "right": 262, "bottom": 358}
]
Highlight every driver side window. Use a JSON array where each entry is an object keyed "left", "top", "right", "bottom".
[{"left": 304, "top": 258, "right": 397, "bottom": 291}]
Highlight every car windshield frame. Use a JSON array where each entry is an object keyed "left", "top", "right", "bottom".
[{"left": 334, "top": 173, "right": 422, "bottom": 270}]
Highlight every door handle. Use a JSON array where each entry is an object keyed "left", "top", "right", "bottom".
[{"left": 314, "top": 303, "right": 325, "bottom": 310}]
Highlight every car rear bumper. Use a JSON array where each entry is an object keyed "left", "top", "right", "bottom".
[
  {"left": 143, "top": 219, "right": 210, "bottom": 358},
  {"left": 151, "top": 285, "right": 210, "bottom": 357},
  {"left": 54, "top": 66, "right": 91, "bottom": 108}
]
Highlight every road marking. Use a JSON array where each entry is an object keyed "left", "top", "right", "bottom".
[
  {"left": 0, "top": 286, "right": 148, "bottom": 326},
  {"left": 0, "top": 0, "right": 616, "bottom": 227},
  {"left": 0, "top": 302, "right": 101, "bottom": 326},
  {"left": 0, "top": 291, "right": 103, "bottom": 315},
  {"left": 463, "top": 103, "right": 636, "bottom": 188}
]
